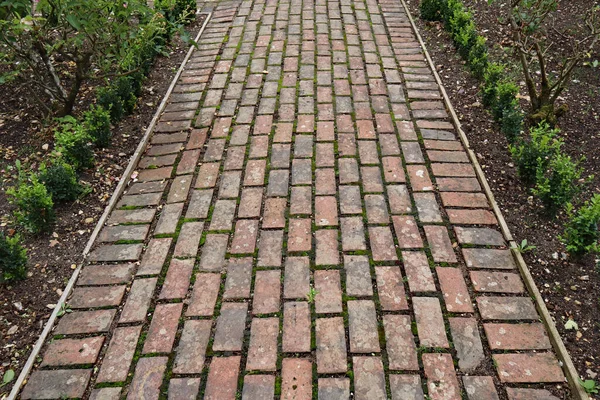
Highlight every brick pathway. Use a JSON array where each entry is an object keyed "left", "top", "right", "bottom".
[{"left": 20, "top": 0, "right": 571, "bottom": 398}]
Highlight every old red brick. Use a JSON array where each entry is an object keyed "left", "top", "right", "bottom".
[
  {"left": 353, "top": 357, "right": 387, "bottom": 400},
  {"left": 314, "top": 270, "right": 343, "bottom": 314},
  {"left": 283, "top": 302, "right": 311, "bottom": 353},
  {"left": 252, "top": 270, "right": 281, "bottom": 315},
  {"left": 41, "top": 336, "right": 104, "bottom": 367},
  {"left": 369, "top": 226, "right": 398, "bottom": 261},
  {"left": 213, "top": 302, "right": 248, "bottom": 351},
  {"left": 246, "top": 318, "right": 279, "bottom": 371},
  {"left": 436, "top": 267, "right": 473, "bottom": 313},
  {"left": 413, "top": 297, "right": 449, "bottom": 348},
  {"left": 423, "top": 353, "right": 461, "bottom": 400},
  {"left": 186, "top": 273, "right": 221, "bottom": 316},
  {"left": 173, "top": 319, "right": 211, "bottom": 374},
  {"left": 470, "top": 271, "right": 524, "bottom": 293},
  {"left": 348, "top": 300, "right": 380, "bottom": 353},
  {"left": 375, "top": 266, "right": 409, "bottom": 310},
  {"left": 316, "top": 317, "right": 347, "bottom": 373},
  {"left": 424, "top": 225, "right": 457, "bottom": 263},
  {"left": 383, "top": 314, "right": 419, "bottom": 371},
  {"left": 493, "top": 353, "right": 564, "bottom": 383},
  {"left": 315, "top": 229, "right": 339, "bottom": 265},
  {"left": 127, "top": 357, "right": 168, "bottom": 400},
  {"left": 159, "top": 259, "right": 193, "bottom": 300},
  {"left": 143, "top": 302, "right": 182, "bottom": 354},
  {"left": 484, "top": 323, "right": 551, "bottom": 350},
  {"left": 204, "top": 356, "right": 241, "bottom": 400}
]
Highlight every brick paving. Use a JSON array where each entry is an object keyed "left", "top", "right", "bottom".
[{"left": 20, "top": 0, "right": 571, "bottom": 398}]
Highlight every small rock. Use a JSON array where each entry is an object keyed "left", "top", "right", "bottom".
[
  {"left": 7, "top": 326, "right": 18, "bottom": 335},
  {"left": 84, "top": 217, "right": 94, "bottom": 224},
  {"left": 579, "top": 275, "right": 589, "bottom": 281},
  {"left": 13, "top": 302, "right": 23, "bottom": 311}
]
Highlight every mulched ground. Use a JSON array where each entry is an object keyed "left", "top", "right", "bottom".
[
  {"left": 405, "top": 0, "right": 600, "bottom": 393},
  {"left": 0, "top": 14, "right": 206, "bottom": 397}
]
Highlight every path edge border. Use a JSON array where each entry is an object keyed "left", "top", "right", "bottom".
[
  {"left": 7, "top": 12, "right": 212, "bottom": 400},
  {"left": 399, "top": 1, "right": 588, "bottom": 398}
]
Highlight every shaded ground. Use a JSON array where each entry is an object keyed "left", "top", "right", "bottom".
[{"left": 405, "top": 0, "right": 600, "bottom": 393}]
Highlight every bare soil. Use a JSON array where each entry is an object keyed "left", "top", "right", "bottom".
[
  {"left": 0, "top": 14, "right": 206, "bottom": 397},
  {"left": 405, "top": 0, "right": 600, "bottom": 395}
]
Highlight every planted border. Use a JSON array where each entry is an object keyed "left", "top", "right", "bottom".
[{"left": 418, "top": 0, "right": 598, "bottom": 257}]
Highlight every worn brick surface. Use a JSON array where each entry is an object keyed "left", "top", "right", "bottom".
[{"left": 25, "top": 3, "right": 570, "bottom": 398}]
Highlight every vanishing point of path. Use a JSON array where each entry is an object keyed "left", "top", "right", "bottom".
[{"left": 19, "top": 0, "right": 572, "bottom": 398}]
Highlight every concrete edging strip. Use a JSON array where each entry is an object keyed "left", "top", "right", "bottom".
[
  {"left": 399, "top": 1, "right": 588, "bottom": 398},
  {"left": 7, "top": 13, "right": 212, "bottom": 400}
]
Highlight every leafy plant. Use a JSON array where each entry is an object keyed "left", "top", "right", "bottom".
[
  {"left": 509, "top": 122, "right": 562, "bottom": 184},
  {"left": 7, "top": 175, "right": 55, "bottom": 233},
  {"left": 441, "top": 0, "right": 463, "bottom": 28},
  {"left": 83, "top": 105, "right": 111, "bottom": 147},
  {"left": 468, "top": 35, "right": 488, "bottom": 79},
  {"left": 54, "top": 116, "right": 94, "bottom": 170},
  {"left": 500, "top": 106, "right": 524, "bottom": 142},
  {"left": 97, "top": 86, "right": 125, "bottom": 122},
  {"left": 533, "top": 153, "right": 585, "bottom": 212},
  {"left": 454, "top": 21, "right": 477, "bottom": 59},
  {"left": 561, "top": 194, "right": 600, "bottom": 256},
  {"left": 580, "top": 379, "right": 599, "bottom": 394},
  {"left": 38, "top": 159, "right": 82, "bottom": 203},
  {"left": 493, "top": 81, "right": 519, "bottom": 121},
  {"left": 114, "top": 76, "right": 138, "bottom": 115},
  {"left": 0, "top": 369, "right": 15, "bottom": 388},
  {"left": 56, "top": 303, "right": 73, "bottom": 317},
  {"left": 0, "top": 232, "right": 28, "bottom": 283},
  {"left": 306, "top": 287, "right": 318, "bottom": 303},
  {"left": 481, "top": 62, "right": 505, "bottom": 107},
  {"left": 515, "top": 238, "right": 536, "bottom": 253},
  {"left": 449, "top": 6, "right": 472, "bottom": 37}
]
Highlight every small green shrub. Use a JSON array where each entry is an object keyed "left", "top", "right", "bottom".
[
  {"left": 114, "top": 76, "right": 137, "bottom": 115},
  {"left": 54, "top": 117, "right": 94, "bottom": 170},
  {"left": 38, "top": 160, "right": 82, "bottom": 203},
  {"left": 533, "top": 153, "right": 584, "bottom": 212},
  {"left": 97, "top": 86, "right": 125, "bottom": 122},
  {"left": 442, "top": 0, "right": 462, "bottom": 28},
  {"left": 420, "top": 0, "right": 443, "bottom": 21},
  {"left": 468, "top": 35, "right": 488, "bottom": 79},
  {"left": 449, "top": 7, "right": 472, "bottom": 37},
  {"left": 482, "top": 63, "right": 505, "bottom": 107},
  {"left": 493, "top": 81, "right": 520, "bottom": 121},
  {"left": 509, "top": 122, "right": 562, "bottom": 184},
  {"left": 0, "top": 232, "right": 27, "bottom": 284},
  {"left": 83, "top": 105, "right": 112, "bottom": 148},
  {"left": 454, "top": 22, "right": 477, "bottom": 59},
  {"left": 500, "top": 106, "right": 524, "bottom": 142},
  {"left": 562, "top": 194, "right": 600, "bottom": 255},
  {"left": 7, "top": 176, "right": 55, "bottom": 234}
]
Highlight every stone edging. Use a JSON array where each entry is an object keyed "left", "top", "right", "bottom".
[
  {"left": 398, "top": 1, "right": 588, "bottom": 398},
  {"left": 7, "top": 13, "right": 212, "bottom": 400}
]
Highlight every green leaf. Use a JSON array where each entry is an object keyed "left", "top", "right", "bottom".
[
  {"left": 1, "top": 369, "right": 15, "bottom": 386},
  {"left": 580, "top": 379, "right": 599, "bottom": 394},
  {"left": 66, "top": 14, "right": 81, "bottom": 30}
]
